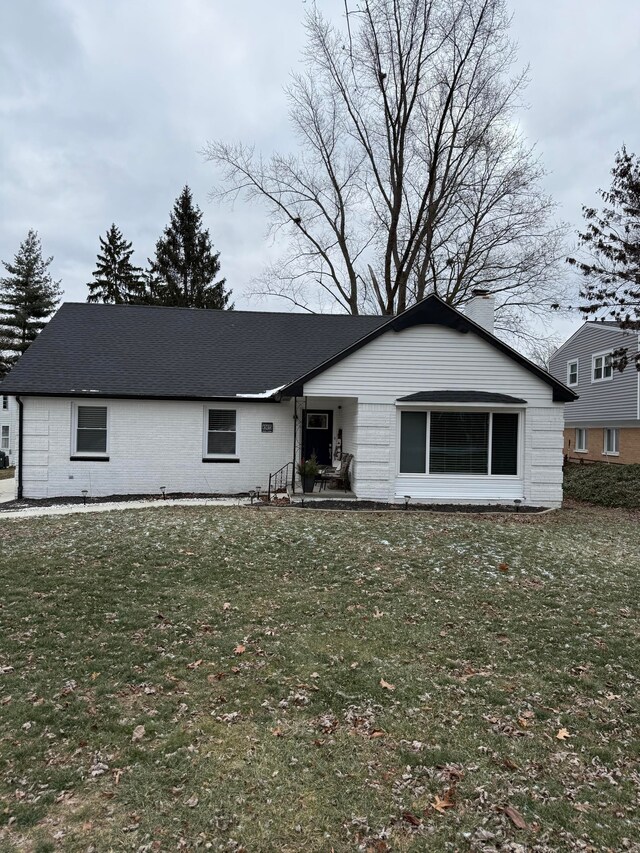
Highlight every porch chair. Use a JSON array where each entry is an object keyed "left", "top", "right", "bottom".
[{"left": 319, "top": 453, "right": 353, "bottom": 491}]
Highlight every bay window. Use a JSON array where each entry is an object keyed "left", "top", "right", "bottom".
[{"left": 399, "top": 410, "right": 519, "bottom": 476}]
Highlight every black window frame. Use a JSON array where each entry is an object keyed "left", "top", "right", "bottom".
[{"left": 398, "top": 409, "right": 520, "bottom": 477}]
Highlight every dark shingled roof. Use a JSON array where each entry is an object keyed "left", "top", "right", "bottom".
[
  {"left": 397, "top": 391, "right": 527, "bottom": 404},
  {"left": 0, "top": 297, "right": 578, "bottom": 403},
  {"left": 0, "top": 303, "right": 387, "bottom": 399}
]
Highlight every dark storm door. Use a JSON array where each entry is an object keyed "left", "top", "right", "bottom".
[{"left": 302, "top": 410, "right": 333, "bottom": 466}]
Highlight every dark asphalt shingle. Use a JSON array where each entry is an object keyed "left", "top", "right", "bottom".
[
  {"left": 0, "top": 303, "right": 387, "bottom": 398},
  {"left": 397, "top": 391, "right": 528, "bottom": 404}
]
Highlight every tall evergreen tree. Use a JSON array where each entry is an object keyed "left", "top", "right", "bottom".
[
  {"left": 0, "top": 230, "right": 61, "bottom": 372},
  {"left": 87, "top": 223, "right": 144, "bottom": 304},
  {"left": 149, "top": 186, "right": 232, "bottom": 309},
  {"left": 568, "top": 147, "right": 640, "bottom": 370}
]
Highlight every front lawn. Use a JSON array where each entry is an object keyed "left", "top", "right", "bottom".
[
  {"left": 0, "top": 506, "right": 638, "bottom": 851},
  {"left": 0, "top": 466, "right": 15, "bottom": 481}
]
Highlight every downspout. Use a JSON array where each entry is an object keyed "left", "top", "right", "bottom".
[
  {"left": 16, "top": 395, "right": 23, "bottom": 499},
  {"left": 291, "top": 396, "right": 297, "bottom": 495}
]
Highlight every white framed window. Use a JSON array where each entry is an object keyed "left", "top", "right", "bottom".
[
  {"left": 592, "top": 352, "right": 613, "bottom": 383},
  {"left": 567, "top": 360, "right": 578, "bottom": 386},
  {"left": 603, "top": 428, "right": 619, "bottom": 455},
  {"left": 206, "top": 409, "right": 237, "bottom": 456},
  {"left": 575, "top": 427, "right": 587, "bottom": 452},
  {"left": 73, "top": 405, "right": 108, "bottom": 456},
  {"left": 398, "top": 410, "right": 519, "bottom": 476},
  {"left": 1, "top": 425, "right": 8, "bottom": 449},
  {"left": 1, "top": 396, "right": 7, "bottom": 410}
]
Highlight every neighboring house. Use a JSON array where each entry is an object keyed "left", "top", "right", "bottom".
[
  {"left": 0, "top": 293, "right": 575, "bottom": 506},
  {"left": 549, "top": 322, "right": 640, "bottom": 464},
  {"left": 0, "top": 393, "right": 17, "bottom": 466}
]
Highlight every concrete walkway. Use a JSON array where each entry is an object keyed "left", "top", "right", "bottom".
[
  {"left": 0, "top": 476, "right": 15, "bottom": 504},
  {"left": 0, "top": 495, "right": 249, "bottom": 521}
]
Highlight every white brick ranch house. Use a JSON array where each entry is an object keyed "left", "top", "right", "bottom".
[{"left": 0, "top": 293, "right": 576, "bottom": 506}]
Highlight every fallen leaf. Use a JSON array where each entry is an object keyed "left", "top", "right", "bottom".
[
  {"left": 370, "top": 729, "right": 386, "bottom": 739},
  {"left": 185, "top": 794, "right": 199, "bottom": 808},
  {"left": 373, "top": 607, "right": 384, "bottom": 618},
  {"left": 223, "top": 602, "right": 231, "bottom": 611},
  {"left": 501, "top": 805, "right": 528, "bottom": 830},
  {"left": 131, "top": 725, "right": 145, "bottom": 743},
  {"left": 380, "top": 678, "right": 395, "bottom": 691},
  {"left": 234, "top": 644, "right": 246, "bottom": 656},
  {"left": 207, "top": 672, "right": 226, "bottom": 684},
  {"left": 187, "top": 659, "right": 203, "bottom": 669},
  {"left": 502, "top": 757, "right": 519, "bottom": 770},
  {"left": 556, "top": 727, "right": 571, "bottom": 740},
  {"left": 432, "top": 791, "right": 455, "bottom": 813},
  {"left": 402, "top": 810, "right": 421, "bottom": 826},
  {"left": 271, "top": 727, "right": 283, "bottom": 737},
  {"left": 498, "top": 562, "right": 509, "bottom": 572},
  {"left": 432, "top": 794, "right": 454, "bottom": 814}
]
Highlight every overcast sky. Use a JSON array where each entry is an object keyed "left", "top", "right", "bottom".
[{"left": 1, "top": 0, "right": 639, "bottom": 342}]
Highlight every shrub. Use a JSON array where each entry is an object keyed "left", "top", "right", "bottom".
[{"left": 563, "top": 462, "right": 640, "bottom": 508}]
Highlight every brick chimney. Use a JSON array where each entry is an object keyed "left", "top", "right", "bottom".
[{"left": 465, "top": 289, "right": 495, "bottom": 334}]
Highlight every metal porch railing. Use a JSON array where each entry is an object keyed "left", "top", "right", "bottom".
[{"left": 267, "top": 461, "right": 293, "bottom": 501}]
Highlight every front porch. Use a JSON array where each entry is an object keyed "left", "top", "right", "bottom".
[{"left": 288, "top": 485, "right": 357, "bottom": 503}]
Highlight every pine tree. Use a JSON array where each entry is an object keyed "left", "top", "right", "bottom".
[
  {"left": 149, "top": 186, "right": 232, "bottom": 309},
  {"left": 0, "top": 230, "right": 61, "bottom": 370},
  {"left": 87, "top": 224, "right": 144, "bottom": 304},
  {"left": 568, "top": 147, "right": 640, "bottom": 370},
  {"left": 569, "top": 148, "right": 640, "bottom": 326}
]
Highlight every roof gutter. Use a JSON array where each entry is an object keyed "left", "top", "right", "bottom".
[{"left": 16, "top": 395, "right": 23, "bottom": 500}]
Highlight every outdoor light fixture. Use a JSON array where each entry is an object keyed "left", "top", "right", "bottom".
[
  {"left": 404, "top": 495, "right": 411, "bottom": 510},
  {"left": 514, "top": 499, "right": 522, "bottom": 513},
  {"left": 160, "top": 485, "right": 166, "bottom": 500},
  {"left": 249, "top": 489, "right": 256, "bottom": 505},
  {"left": 81, "top": 489, "right": 88, "bottom": 506}
]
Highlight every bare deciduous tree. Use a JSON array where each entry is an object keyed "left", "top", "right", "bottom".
[{"left": 206, "top": 0, "right": 567, "bottom": 333}]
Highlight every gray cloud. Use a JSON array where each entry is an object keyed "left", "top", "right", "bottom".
[{"left": 1, "top": 0, "right": 638, "bottom": 343}]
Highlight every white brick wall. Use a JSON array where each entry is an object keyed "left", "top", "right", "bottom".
[{"left": 21, "top": 397, "right": 295, "bottom": 499}]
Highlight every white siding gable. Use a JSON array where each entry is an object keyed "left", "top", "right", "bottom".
[
  {"left": 303, "top": 325, "right": 564, "bottom": 507},
  {"left": 303, "top": 325, "right": 555, "bottom": 405}
]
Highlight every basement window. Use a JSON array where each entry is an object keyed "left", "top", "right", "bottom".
[{"left": 575, "top": 428, "right": 587, "bottom": 453}]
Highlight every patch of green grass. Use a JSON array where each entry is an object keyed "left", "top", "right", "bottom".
[
  {"left": 0, "top": 466, "right": 15, "bottom": 481},
  {"left": 0, "top": 505, "right": 638, "bottom": 851},
  {"left": 564, "top": 461, "right": 640, "bottom": 507}
]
